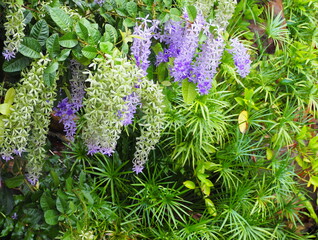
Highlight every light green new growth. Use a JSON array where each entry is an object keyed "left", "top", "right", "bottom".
[
  {"left": 82, "top": 54, "right": 165, "bottom": 169},
  {"left": 3, "top": 0, "right": 25, "bottom": 58},
  {"left": 0, "top": 55, "right": 57, "bottom": 179}
]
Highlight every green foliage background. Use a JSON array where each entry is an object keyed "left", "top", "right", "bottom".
[{"left": 0, "top": 0, "right": 318, "bottom": 239}]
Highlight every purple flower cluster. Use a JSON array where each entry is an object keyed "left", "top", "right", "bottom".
[
  {"left": 86, "top": 141, "right": 114, "bottom": 156},
  {"left": 70, "top": 61, "right": 86, "bottom": 111},
  {"left": 26, "top": 174, "right": 38, "bottom": 186},
  {"left": 156, "top": 20, "right": 185, "bottom": 65},
  {"left": 120, "top": 92, "right": 141, "bottom": 126},
  {"left": 54, "top": 98, "right": 77, "bottom": 141},
  {"left": 131, "top": 16, "right": 160, "bottom": 74},
  {"left": 2, "top": 50, "right": 16, "bottom": 61},
  {"left": 94, "top": 0, "right": 105, "bottom": 6},
  {"left": 190, "top": 36, "right": 225, "bottom": 95},
  {"left": 171, "top": 14, "right": 206, "bottom": 82},
  {"left": 227, "top": 38, "right": 251, "bottom": 78}
]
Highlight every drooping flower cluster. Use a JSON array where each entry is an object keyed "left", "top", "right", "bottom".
[
  {"left": 2, "top": 1, "right": 25, "bottom": 61},
  {"left": 227, "top": 38, "right": 251, "bottom": 78},
  {"left": 213, "top": 0, "right": 237, "bottom": 31},
  {"left": 0, "top": 55, "right": 58, "bottom": 183},
  {"left": 53, "top": 61, "right": 86, "bottom": 141},
  {"left": 120, "top": 92, "right": 141, "bottom": 126},
  {"left": 54, "top": 98, "right": 77, "bottom": 141},
  {"left": 171, "top": 14, "right": 206, "bottom": 82},
  {"left": 82, "top": 54, "right": 164, "bottom": 173},
  {"left": 190, "top": 34, "right": 225, "bottom": 94},
  {"left": 131, "top": 16, "right": 160, "bottom": 74}
]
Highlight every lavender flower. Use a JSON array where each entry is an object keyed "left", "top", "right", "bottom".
[
  {"left": 70, "top": 60, "right": 86, "bottom": 111},
  {"left": 190, "top": 35, "right": 225, "bottom": 95},
  {"left": 1, "top": 153, "right": 13, "bottom": 161},
  {"left": 26, "top": 174, "right": 38, "bottom": 186},
  {"left": 227, "top": 38, "right": 251, "bottom": 78},
  {"left": 11, "top": 213, "right": 18, "bottom": 220},
  {"left": 171, "top": 14, "right": 206, "bottom": 82},
  {"left": 156, "top": 20, "right": 185, "bottom": 65},
  {"left": 54, "top": 98, "right": 77, "bottom": 141},
  {"left": 131, "top": 16, "right": 159, "bottom": 74},
  {"left": 132, "top": 164, "right": 144, "bottom": 174},
  {"left": 119, "top": 92, "right": 141, "bottom": 126},
  {"left": 94, "top": 0, "right": 105, "bottom": 6},
  {"left": 2, "top": 50, "right": 16, "bottom": 61}
]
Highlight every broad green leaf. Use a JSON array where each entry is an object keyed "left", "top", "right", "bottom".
[
  {"left": 75, "top": 22, "right": 89, "bottom": 41},
  {"left": 4, "top": 175, "right": 25, "bottom": 188},
  {"left": 126, "top": 1, "right": 137, "bottom": 17},
  {"left": 82, "top": 190, "right": 94, "bottom": 205},
  {"left": 44, "top": 210, "right": 59, "bottom": 225},
  {"left": 238, "top": 110, "right": 248, "bottom": 133},
  {"left": 30, "top": 19, "right": 49, "bottom": 46},
  {"left": 59, "top": 32, "right": 78, "bottom": 48},
  {"left": 164, "top": 0, "right": 172, "bottom": 8},
  {"left": 99, "top": 42, "right": 113, "bottom": 54},
  {"left": 57, "top": 49, "right": 71, "bottom": 61},
  {"left": 0, "top": 103, "right": 11, "bottom": 115},
  {"left": 40, "top": 192, "right": 56, "bottom": 211},
  {"left": 104, "top": 24, "right": 118, "bottom": 44},
  {"left": 44, "top": 62, "right": 59, "bottom": 74},
  {"left": 56, "top": 197, "right": 65, "bottom": 213},
  {"left": 123, "top": 18, "right": 135, "bottom": 27},
  {"left": 186, "top": 5, "right": 197, "bottom": 22},
  {"left": 19, "top": 37, "right": 41, "bottom": 58},
  {"left": 309, "top": 136, "right": 318, "bottom": 151},
  {"left": 43, "top": 72, "right": 56, "bottom": 88},
  {"left": 2, "top": 56, "right": 31, "bottom": 72},
  {"left": 4, "top": 88, "right": 15, "bottom": 105},
  {"left": 183, "top": 180, "right": 196, "bottom": 189},
  {"left": 46, "top": 34, "right": 60, "bottom": 57},
  {"left": 205, "top": 198, "right": 217, "bottom": 217},
  {"left": 49, "top": 7, "right": 73, "bottom": 31},
  {"left": 201, "top": 184, "right": 210, "bottom": 196},
  {"left": 82, "top": 45, "right": 97, "bottom": 59},
  {"left": 266, "top": 148, "right": 273, "bottom": 160},
  {"left": 170, "top": 8, "right": 181, "bottom": 21},
  {"left": 50, "top": 170, "right": 60, "bottom": 187},
  {"left": 87, "top": 28, "right": 101, "bottom": 45},
  {"left": 182, "top": 79, "right": 197, "bottom": 104}
]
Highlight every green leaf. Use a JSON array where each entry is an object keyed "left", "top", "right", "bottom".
[
  {"left": 82, "top": 190, "right": 94, "bottom": 205},
  {"left": 104, "top": 24, "right": 118, "bottom": 44},
  {"left": 182, "top": 79, "right": 197, "bottom": 104},
  {"left": 50, "top": 170, "right": 60, "bottom": 187},
  {"left": 44, "top": 62, "right": 59, "bottom": 74},
  {"left": 46, "top": 34, "right": 60, "bottom": 57},
  {"left": 49, "top": 7, "right": 73, "bottom": 31},
  {"left": 99, "top": 42, "right": 113, "bottom": 54},
  {"left": 43, "top": 72, "right": 56, "bottom": 88},
  {"left": 4, "top": 175, "right": 25, "bottom": 188},
  {"left": 126, "top": 1, "right": 137, "bottom": 17},
  {"left": 30, "top": 20, "right": 49, "bottom": 46},
  {"left": 2, "top": 56, "right": 31, "bottom": 72},
  {"left": 186, "top": 5, "right": 197, "bottom": 22},
  {"left": 82, "top": 45, "right": 97, "bottom": 59},
  {"left": 57, "top": 49, "right": 71, "bottom": 61},
  {"left": 44, "top": 210, "right": 59, "bottom": 225},
  {"left": 87, "top": 28, "right": 101, "bottom": 45},
  {"left": 40, "top": 192, "right": 56, "bottom": 211},
  {"left": 75, "top": 22, "right": 89, "bottom": 41},
  {"left": 59, "top": 32, "right": 78, "bottom": 48},
  {"left": 123, "top": 18, "right": 135, "bottom": 27},
  {"left": 4, "top": 88, "right": 15, "bottom": 105},
  {"left": 183, "top": 180, "right": 196, "bottom": 189},
  {"left": 56, "top": 197, "right": 65, "bottom": 213},
  {"left": 309, "top": 136, "right": 318, "bottom": 151},
  {"left": 0, "top": 103, "right": 11, "bottom": 115},
  {"left": 205, "top": 198, "right": 217, "bottom": 217},
  {"left": 170, "top": 8, "right": 181, "bottom": 21},
  {"left": 19, "top": 37, "right": 41, "bottom": 58}
]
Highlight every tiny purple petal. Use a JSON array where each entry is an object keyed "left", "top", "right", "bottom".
[{"left": 2, "top": 50, "right": 16, "bottom": 61}]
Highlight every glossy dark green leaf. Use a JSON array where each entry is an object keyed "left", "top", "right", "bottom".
[
  {"left": 59, "top": 32, "right": 78, "bottom": 48},
  {"left": 44, "top": 210, "right": 59, "bottom": 225},
  {"left": 30, "top": 19, "right": 49, "bottom": 46},
  {"left": 2, "top": 56, "right": 31, "bottom": 72},
  {"left": 182, "top": 79, "right": 197, "bottom": 104},
  {"left": 19, "top": 37, "right": 41, "bottom": 58},
  {"left": 49, "top": 7, "right": 73, "bottom": 31},
  {"left": 4, "top": 175, "right": 25, "bottom": 188},
  {"left": 82, "top": 45, "right": 97, "bottom": 59},
  {"left": 126, "top": 1, "right": 137, "bottom": 17},
  {"left": 46, "top": 34, "right": 60, "bottom": 57}
]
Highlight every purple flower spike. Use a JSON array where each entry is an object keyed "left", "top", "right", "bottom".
[
  {"left": 228, "top": 38, "right": 251, "bottom": 78},
  {"left": 132, "top": 164, "right": 144, "bottom": 174},
  {"left": 94, "top": 0, "right": 105, "bottom": 6},
  {"left": 120, "top": 92, "right": 141, "bottom": 126},
  {"left": 2, "top": 153, "right": 13, "bottom": 161},
  {"left": 2, "top": 50, "right": 16, "bottom": 61}
]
